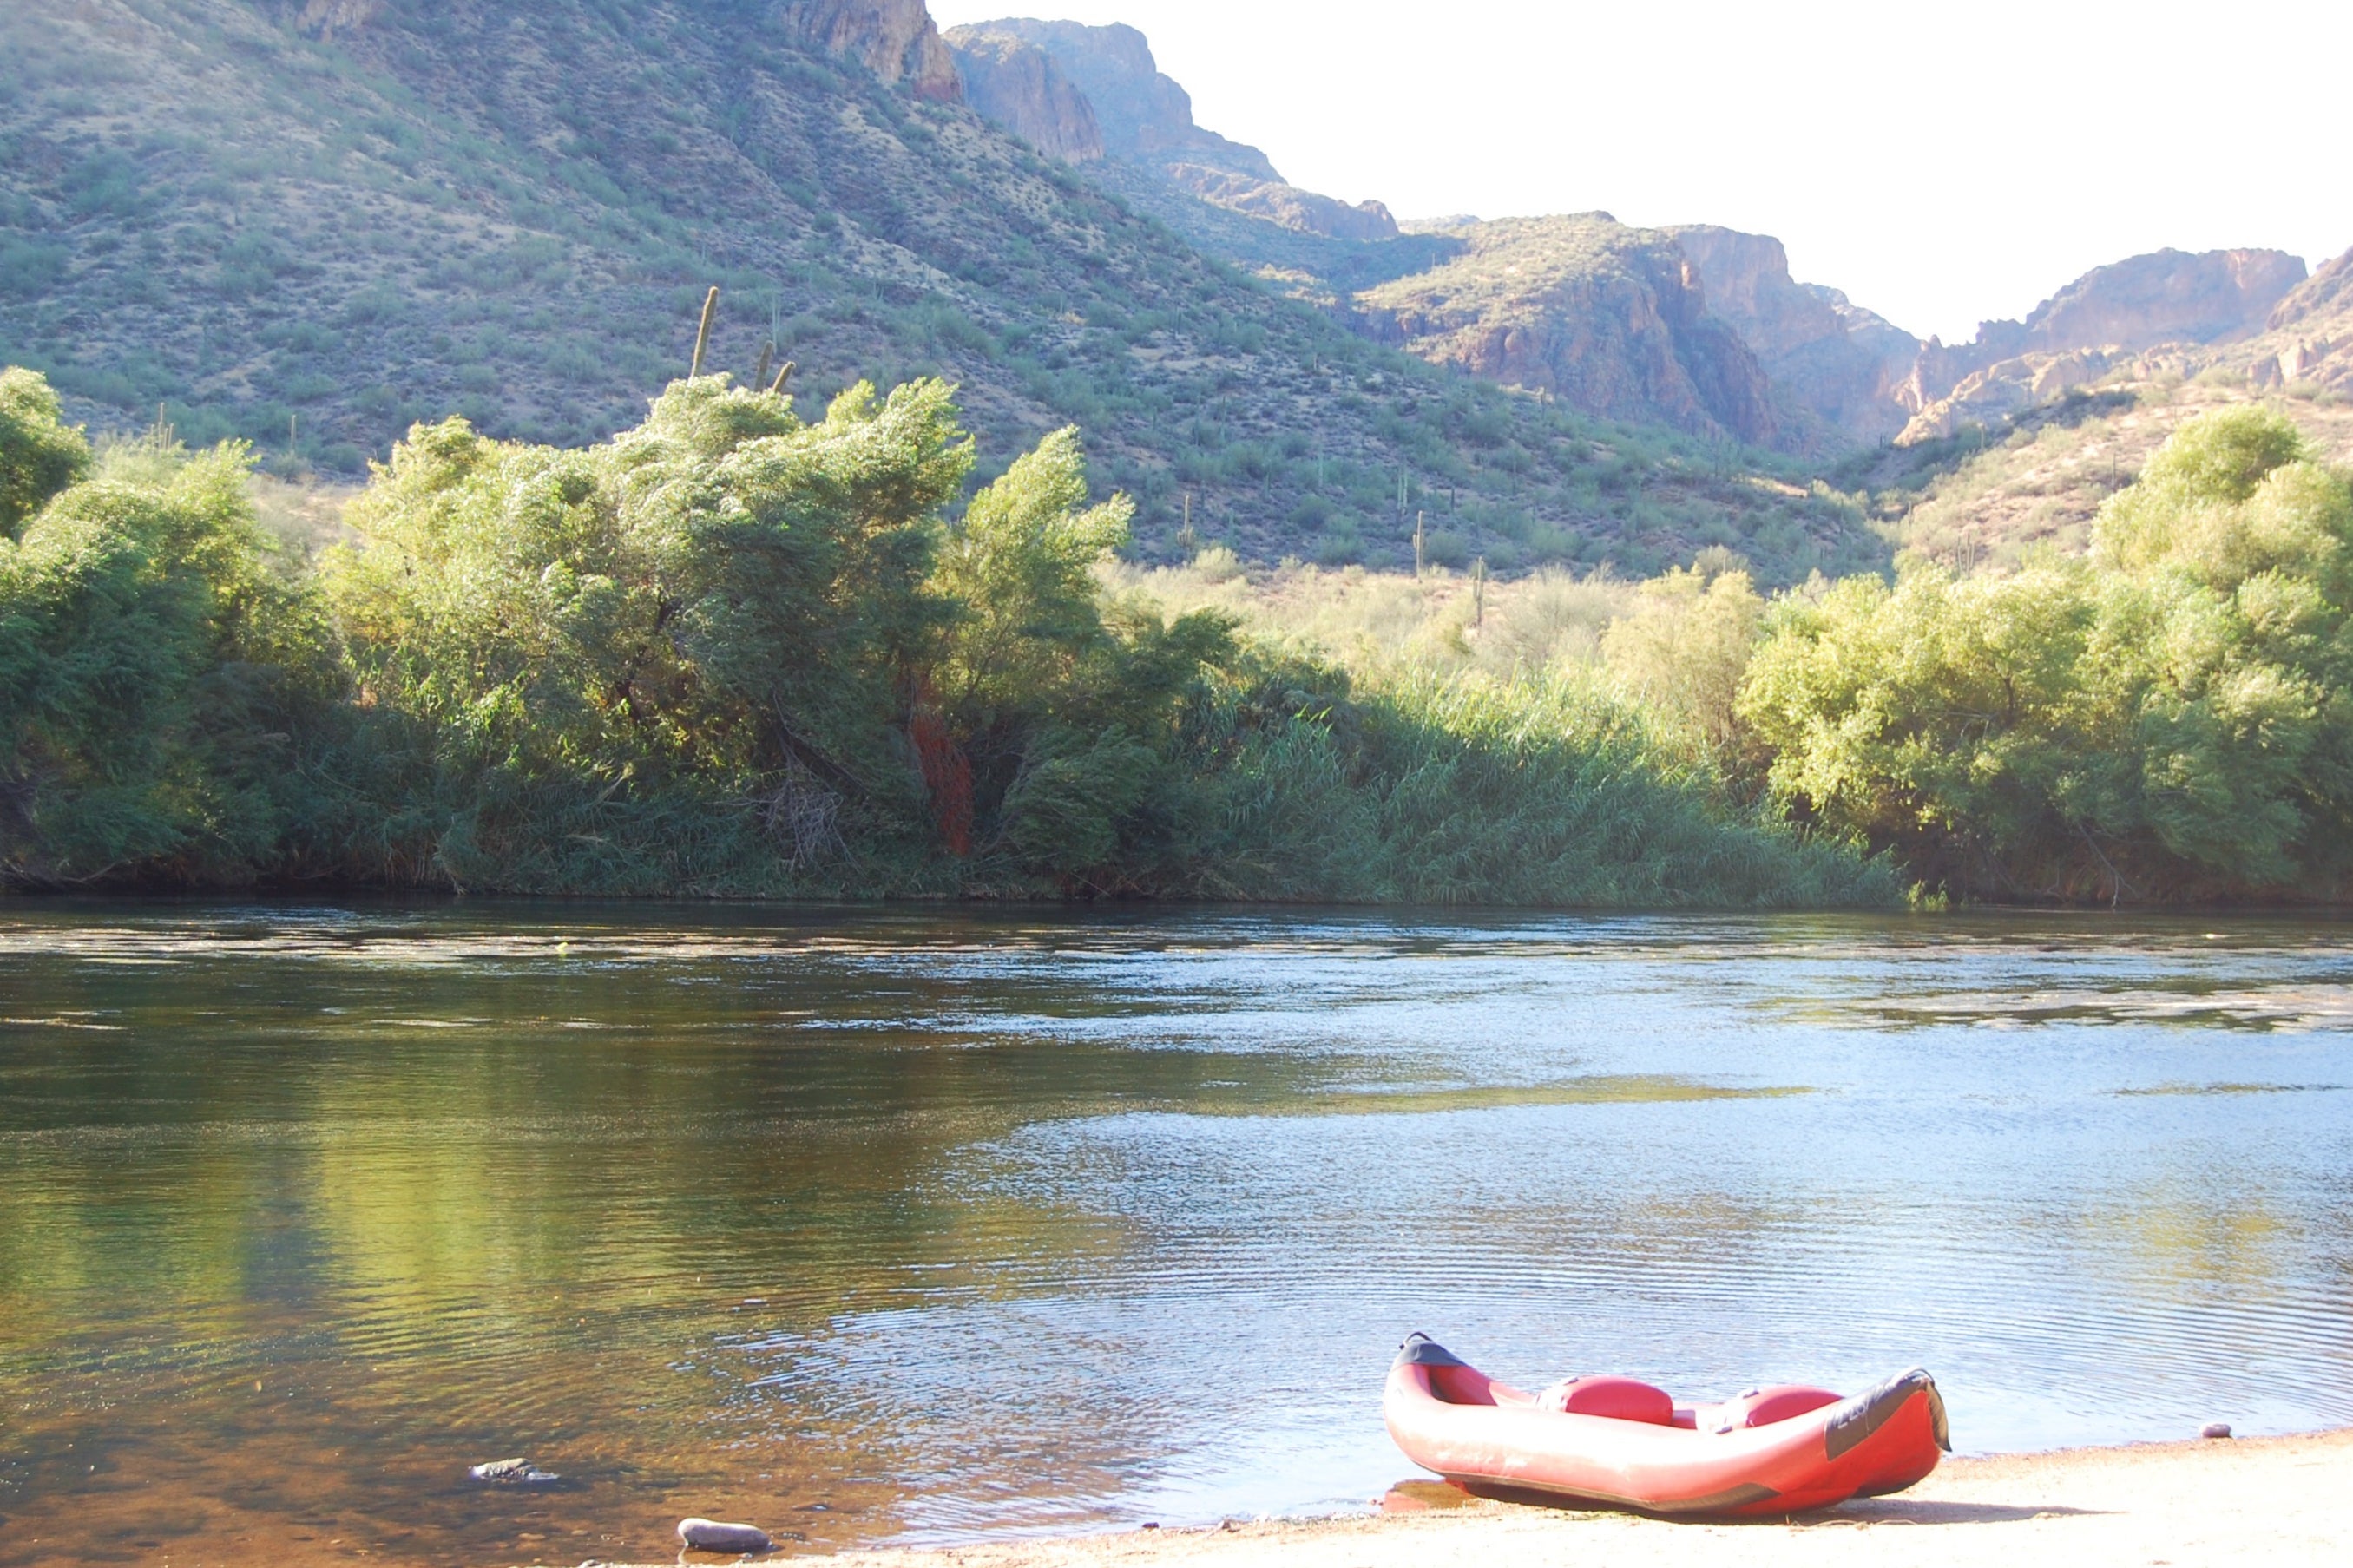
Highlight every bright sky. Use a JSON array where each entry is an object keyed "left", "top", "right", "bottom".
[{"left": 928, "top": 1, "right": 2353, "bottom": 344}]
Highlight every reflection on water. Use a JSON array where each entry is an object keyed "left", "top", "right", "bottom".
[{"left": 2, "top": 905, "right": 2350, "bottom": 1565}]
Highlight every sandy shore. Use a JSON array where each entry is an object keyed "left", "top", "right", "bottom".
[{"left": 728, "top": 1429, "right": 2351, "bottom": 1568}]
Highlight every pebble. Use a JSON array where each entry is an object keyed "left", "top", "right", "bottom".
[
  {"left": 678, "top": 1517, "right": 772, "bottom": 1553},
  {"left": 2202, "top": 1422, "right": 2233, "bottom": 1440}
]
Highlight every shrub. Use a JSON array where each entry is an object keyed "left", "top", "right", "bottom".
[
  {"left": 1739, "top": 410, "right": 2353, "bottom": 902},
  {"left": 1, "top": 398, "right": 337, "bottom": 884},
  {"left": 0, "top": 367, "right": 91, "bottom": 532}
]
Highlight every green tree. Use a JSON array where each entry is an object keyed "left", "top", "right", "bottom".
[
  {"left": 1739, "top": 409, "right": 2353, "bottom": 902},
  {"left": 1600, "top": 558, "right": 1764, "bottom": 760},
  {"left": 0, "top": 367, "right": 92, "bottom": 535},
  {"left": 923, "top": 425, "right": 1240, "bottom": 886},
  {"left": 1, "top": 396, "right": 333, "bottom": 885},
  {"left": 324, "top": 375, "right": 971, "bottom": 888}
]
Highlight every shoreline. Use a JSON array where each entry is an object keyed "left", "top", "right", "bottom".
[{"left": 652, "top": 1428, "right": 2352, "bottom": 1568}]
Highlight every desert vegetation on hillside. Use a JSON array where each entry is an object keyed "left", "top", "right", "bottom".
[{"left": 0, "top": 0, "right": 1877, "bottom": 582}]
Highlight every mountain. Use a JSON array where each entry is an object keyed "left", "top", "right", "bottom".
[
  {"left": 2238, "top": 245, "right": 2353, "bottom": 394},
  {"left": 1836, "top": 244, "right": 2353, "bottom": 568},
  {"left": 943, "top": 19, "right": 1399, "bottom": 243},
  {"left": 937, "top": 22, "right": 1858, "bottom": 453},
  {"left": 1665, "top": 226, "right": 1919, "bottom": 446},
  {"left": 939, "top": 23, "right": 1102, "bottom": 162},
  {"left": 0, "top": 0, "right": 1884, "bottom": 581},
  {"left": 1895, "top": 247, "right": 2308, "bottom": 441},
  {"left": 1354, "top": 215, "right": 1786, "bottom": 450}
]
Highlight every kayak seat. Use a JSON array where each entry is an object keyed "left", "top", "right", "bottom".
[
  {"left": 1426, "top": 1363, "right": 1502, "bottom": 1406},
  {"left": 1738, "top": 1385, "right": 1844, "bottom": 1427},
  {"left": 1538, "top": 1374, "right": 1676, "bottom": 1425}
]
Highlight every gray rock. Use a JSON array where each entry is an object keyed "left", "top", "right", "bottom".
[
  {"left": 678, "top": 1517, "right": 772, "bottom": 1553},
  {"left": 470, "top": 1457, "right": 561, "bottom": 1483}
]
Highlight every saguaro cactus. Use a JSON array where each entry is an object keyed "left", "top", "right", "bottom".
[{"left": 688, "top": 286, "right": 720, "bottom": 379}]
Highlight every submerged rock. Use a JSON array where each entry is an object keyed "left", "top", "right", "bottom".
[
  {"left": 678, "top": 1517, "right": 772, "bottom": 1552},
  {"left": 470, "top": 1457, "right": 560, "bottom": 1483}
]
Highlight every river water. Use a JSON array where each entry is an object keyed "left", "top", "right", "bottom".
[{"left": 1, "top": 904, "right": 2348, "bottom": 1564}]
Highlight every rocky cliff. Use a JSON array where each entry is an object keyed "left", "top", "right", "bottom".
[
  {"left": 1357, "top": 216, "right": 1783, "bottom": 449},
  {"left": 946, "top": 18, "right": 1397, "bottom": 242},
  {"left": 791, "top": 0, "right": 961, "bottom": 102},
  {"left": 943, "top": 26, "right": 1101, "bottom": 161},
  {"left": 1667, "top": 226, "right": 1918, "bottom": 445},
  {"left": 2240, "top": 245, "right": 2353, "bottom": 394},
  {"left": 964, "top": 19, "right": 1272, "bottom": 174},
  {"left": 2018, "top": 246, "right": 2304, "bottom": 354},
  {"left": 1896, "top": 247, "right": 2308, "bottom": 440}
]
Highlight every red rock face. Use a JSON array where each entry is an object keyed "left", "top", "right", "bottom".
[
  {"left": 943, "top": 28, "right": 1103, "bottom": 162},
  {"left": 946, "top": 17, "right": 1397, "bottom": 241},
  {"left": 1669, "top": 225, "right": 1919, "bottom": 446},
  {"left": 970, "top": 19, "right": 1253, "bottom": 173},
  {"left": 789, "top": 0, "right": 961, "bottom": 102},
  {"left": 1357, "top": 218, "right": 1783, "bottom": 449}
]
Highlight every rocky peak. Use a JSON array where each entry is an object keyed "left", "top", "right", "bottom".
[
  {"left": 2240, "top": 244, "right": 2353, "bottom": 396},
  {"left": 1666, "top": 225, "right": 1919, "bottom": 445},
  {"left": 2020, "top": 247, "right": 2305, "bottom": 354},
  {"left": 966, "top": 18, "right": 1274, "bottom": 178},
  {"left": 943, "top": 27, "right": 1103, "bottom": 162},
  {"left": 1902, "top": 246, "right": 2309, "bottom": 423},
  {"left": 946, "top": 17, "right": 1394, "bottom": 243},
  {"left": 788, "top": 0, "right": 961, "bottom": 102},
  {"left": 1668, "top": 228, "right": 1823, "bottom": 351},
  {"left": 2264, "top": 244, "right": 2353, "bottom": 335},
  {"left": 1355, "top": 215, "right": 1784, "bottom": 449}
]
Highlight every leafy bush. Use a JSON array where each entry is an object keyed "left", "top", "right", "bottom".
[
  {"left": 1602, "top": 560, "right": 1763, "bottom": 758},
  {"left": 1740, "top": 410, "right": 2353, "bottom": 902},
  {"left": 1, "top": 419, "right": 336, "bottom": 884},
  {"left": 0, "top": 365, "right": 1895, "bottom": 906},
  {"left": 0, "top": 366, "right": 90, "bottom": 532}
]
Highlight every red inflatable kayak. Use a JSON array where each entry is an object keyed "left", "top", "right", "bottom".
[{"left": 1384, "top": 1335, "right": 1948, "bottom": 1516}]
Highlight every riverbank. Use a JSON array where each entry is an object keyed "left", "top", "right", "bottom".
[{"left": 757, "top": 1429, "right": 2350, "bottom": 1568}]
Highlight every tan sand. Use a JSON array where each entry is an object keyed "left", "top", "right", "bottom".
[{"left": 738, "top": 1429, "right": 2351, "bottom": 1568}]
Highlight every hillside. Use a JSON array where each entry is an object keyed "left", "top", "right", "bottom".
[
  {"left": 1844, "top": 245, "right": 2353, "bottom": 567},
  {"left": 0, "top": 0, "right": 1885, "bottom": 581},
  {"left": 1354, "top": 215, "right": 1796, "bottom": 451},
  {"left": 1839, "top": 374, "right": 2353, "bottom": 567}
]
